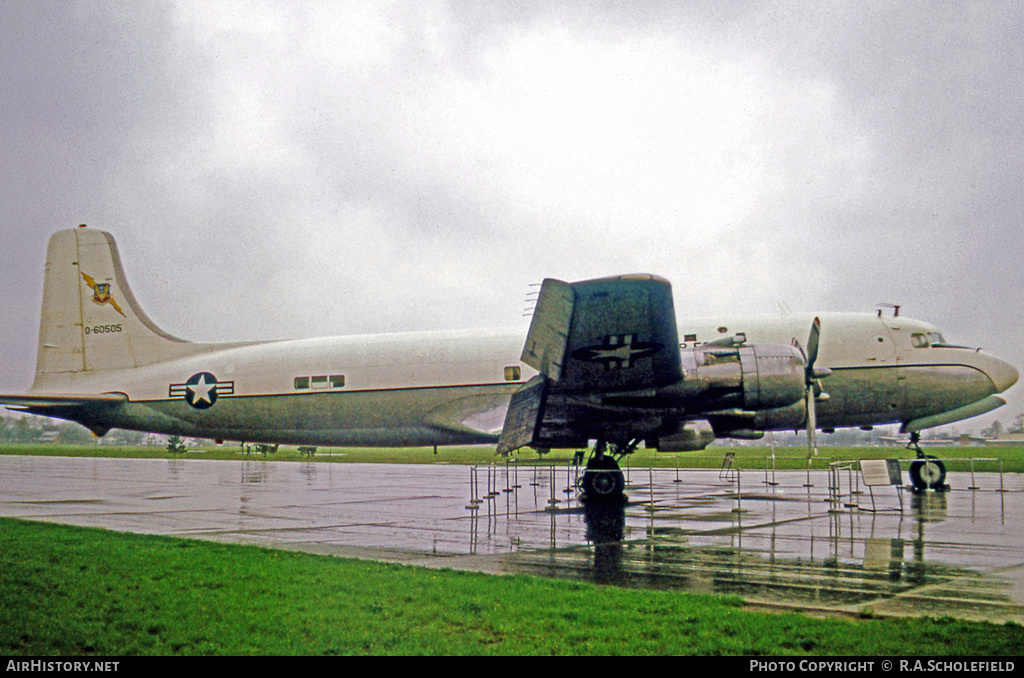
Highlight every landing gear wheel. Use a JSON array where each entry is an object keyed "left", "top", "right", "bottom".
[
  {"left": 909, "top": 457, "right": 947, "bottom": 492},
  {"left": 581, "top": 456, "right": 625, "bottom": 502}
]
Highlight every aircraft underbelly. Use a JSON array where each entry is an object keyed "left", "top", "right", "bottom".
[{"left": 112, "top": 385, "right": 512, "bottom": 447}]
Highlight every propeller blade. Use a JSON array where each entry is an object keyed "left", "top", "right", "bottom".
[
  {"left": 804, "top": 317, "right": 823, "bottom": 458},
  {"left": 806, "top": 316, "right": 821, "bottom": 371},
  {"left": 807, "top": 388, "right": 818, "bottom": 458},
  {"left": 792, "top": 338, "right": 806, "bottom": 362}
]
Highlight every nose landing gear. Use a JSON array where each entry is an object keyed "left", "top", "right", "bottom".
[{"left": 907, "top": 432, "right": 948, "bottom": 493}]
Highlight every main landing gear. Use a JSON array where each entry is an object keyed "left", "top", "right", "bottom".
[
  {"left": 906, "top": 432, "right": 948, "bottom": 493},
  {"left": 579, "top": 439, "right": 632, "bottom": 503}
]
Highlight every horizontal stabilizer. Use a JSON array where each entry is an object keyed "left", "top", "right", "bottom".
[{"left": 0, "top": 393, "right": 127, "bottom": 410}]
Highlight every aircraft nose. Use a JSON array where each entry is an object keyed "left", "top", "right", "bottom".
[{"left": 985, "top": 355, "right": 1019, "bottom": 393}]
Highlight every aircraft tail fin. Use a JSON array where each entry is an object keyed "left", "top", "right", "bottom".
[{"left": 33, "top": 227, "right": 209, "bottom": 386}]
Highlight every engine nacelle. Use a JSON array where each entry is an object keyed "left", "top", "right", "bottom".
[{"left": 663, "top": 343, "right": 806, "bottom": 412}]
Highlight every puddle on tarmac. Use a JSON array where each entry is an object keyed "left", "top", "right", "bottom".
[{"left": 1, "top": 457, "right": 1022, "bottom": 622}]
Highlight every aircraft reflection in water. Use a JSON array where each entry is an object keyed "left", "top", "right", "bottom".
[
  {"left": 0, "top": 226, "right": 1018, "bottom": 500},
  {"left": 499, "top": 469, "right": 1022, "bottom": 621},
  {"left": 584, "top": 501, "right": 627, "bottom": 585},
  {"left": 1, "top": 454, "right": 1019, "bottom": 621}
]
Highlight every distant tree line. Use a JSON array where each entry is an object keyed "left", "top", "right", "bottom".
[
  {"left": 0, "top": 412, "right": 150, "bottom": 446},
  {"left": 981, "top": 412, "right": 1024, "bottom": 438}
]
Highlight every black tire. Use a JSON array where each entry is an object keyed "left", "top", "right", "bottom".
[
  {"left": 581, "top": 456, "right": 625, "bottom": 501},
  {"left": 909, "top": 458, "right": 947, "bottom": 491}
]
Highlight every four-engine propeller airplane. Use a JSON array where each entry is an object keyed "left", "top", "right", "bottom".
[{"left": 1, "top": 226, "right": 1018, "bottom": 500}]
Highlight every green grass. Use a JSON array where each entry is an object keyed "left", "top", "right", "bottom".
[
  {"left": 0, "top": 518, "right": 1020, "bottom": 656},
  {"left": 2, "top": 442, "right": 1024, "bottom": 473}
]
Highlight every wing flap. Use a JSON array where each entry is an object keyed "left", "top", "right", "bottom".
[{"left": 496, "top": 376, "right": 548, "bottom": 456}]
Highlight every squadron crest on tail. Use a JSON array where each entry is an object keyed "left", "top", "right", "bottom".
[{"left": 80, "top": 271, "right": 126, "bottom": 317}]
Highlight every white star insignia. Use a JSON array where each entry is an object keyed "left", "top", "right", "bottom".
[{"left": 188, "top": 374, "right": 216, "bottom": 404}]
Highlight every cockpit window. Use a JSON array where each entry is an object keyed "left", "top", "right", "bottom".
[{"left": 912, "top": 331, "right": 952, "bottom": 348}]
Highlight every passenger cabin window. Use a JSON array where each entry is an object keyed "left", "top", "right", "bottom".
[
  {"left": 294, "top": 374, "right": 345, "bottom": 389},
  {"left": 504, "top": 366, "right": 521, "bottom": 382}
]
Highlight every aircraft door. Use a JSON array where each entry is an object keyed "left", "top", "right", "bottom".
[
  {"left": 866, "top": 317, "right": 897, "bottom": 363},
  {"left": 877, "top": 316, "right": 907, "bottom": 418},
  {"left": 847, "top": 316, "right": 901, "bottom": 424}
]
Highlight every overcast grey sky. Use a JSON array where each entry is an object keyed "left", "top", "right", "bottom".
[{"left": 1, "top": 1, "right": 1021, "bottom": 431}]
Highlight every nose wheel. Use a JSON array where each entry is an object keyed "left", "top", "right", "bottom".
[
  {"left": 908, "top": 457, "right": 947, "bottom": 492},
  {"left": 906, "top": 432, "right": 948, "bottom": 492}
]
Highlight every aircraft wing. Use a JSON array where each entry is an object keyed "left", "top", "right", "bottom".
[
  {"left": 522, "top": 274, "right": 681, "bottom": 392},
  {"left": 423, "top": 393, "right": 513, "bottom": 441},
  {"left": 499, "top": 275, "right": 682, "bottom": 455}
]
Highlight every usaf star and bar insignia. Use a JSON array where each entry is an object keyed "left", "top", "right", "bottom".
[
  {"left": 571, "top": 334, "right": 663, "bottom": 371},
  {"left": 169, "top": 372, "right": 235, "bottom": 409}
]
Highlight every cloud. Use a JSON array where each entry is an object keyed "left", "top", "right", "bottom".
[{"left": 130, "top": 5, "right": 877, "bottom": 329}]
